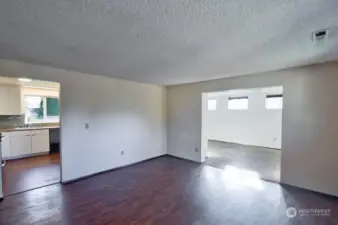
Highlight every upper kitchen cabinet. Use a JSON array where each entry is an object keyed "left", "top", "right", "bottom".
[
  {"left": 0, "top": 86, "right": 9, "bottom": 114},
  {"left": 0, "top": 85, "right": 23, "bottom": 115}
]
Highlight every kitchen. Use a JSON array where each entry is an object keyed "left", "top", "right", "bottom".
[{"left": 0, "top": 76, "right": 60, "bottom": 196}]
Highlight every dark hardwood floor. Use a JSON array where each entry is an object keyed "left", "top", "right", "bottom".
[
  {"left": 2, "top": 153, "right": 60, "bottom": 196},
  {"left": 0, "top": 156, "right": 338, "bottom": 225}
]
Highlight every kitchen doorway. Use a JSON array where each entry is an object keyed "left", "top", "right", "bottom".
[{"left": 0, "top": 76, "right": 61, "bottom": 197}]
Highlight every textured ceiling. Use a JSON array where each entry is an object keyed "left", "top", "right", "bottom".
[{"left": 0, "top": 0, "right": 338, "bottom": 85}]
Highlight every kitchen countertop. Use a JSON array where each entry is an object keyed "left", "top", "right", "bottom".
[{"left": 0, "top": 126, "right": 60, "bottom": 132}]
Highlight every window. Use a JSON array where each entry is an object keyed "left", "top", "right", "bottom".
[
  {"left": 208, "top": 99, "right": 217, "bottom": 111},
  {"left": 25, "top": 96, "right": 60, "bottom": 123},
  {"left": 228, "top": 96, "right": 248, "bottom": 110},
  {"left": 265, "top": 94, "right": 283, "bottom": 109}
]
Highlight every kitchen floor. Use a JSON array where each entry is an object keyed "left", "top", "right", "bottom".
[
  {"left": 204, "top": 140, "right": 281, "bottom": 183},
  {"left": 2, "top": 152, "right": 60, "bottom": 196}
]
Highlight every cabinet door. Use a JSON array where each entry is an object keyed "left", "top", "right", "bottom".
[
  {"left": 1, "top": 136, "right": 11, "bottom": 158},
  {"left": 8, "top": 86, "right": 22, "bottom": 115},
  {"left": 31, "top": 132, "right": 50, "bottom": 154},
  {"left": 0, "top": 86, "right": 9, "bottom": 115},
  {"left": 10, "top": 134, "right": 32, "bottom": 157}
]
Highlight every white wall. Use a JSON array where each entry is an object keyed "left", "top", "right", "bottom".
[
  {"left": 204, "top": 87, "right": 282, "bottom": 149},
  {"left": 0, "top": 60, "right": 166, "bottom": 182},
  {"left": 168, "top": 61, "right": 338, "bottom": 197}
]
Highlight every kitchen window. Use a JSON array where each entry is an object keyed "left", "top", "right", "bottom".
[
  {"left": 25, "top": 96, "right": 60, "bottom": 123},
  {"left": 228, "top": 96, "right": 249, "bottom": 110}
]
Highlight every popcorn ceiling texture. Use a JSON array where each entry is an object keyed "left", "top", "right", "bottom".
[{"left": 0, "top": 0, "right": 338, "bottom": 85}]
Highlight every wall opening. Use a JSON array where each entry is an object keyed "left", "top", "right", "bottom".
[
  {"left": 201, "top": 86, "right": 283, "bottom": 183},
  {"left": 0, "top": 76, "right": 61, "bottom": 197}
]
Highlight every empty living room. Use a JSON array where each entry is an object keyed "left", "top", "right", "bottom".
[{"left": 1, "top": 1, "right": 338, "bottom": 225}]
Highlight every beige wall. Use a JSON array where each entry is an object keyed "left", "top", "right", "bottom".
[
  {"left": 167, "top": 61, "right": 338, "bottom": 197},
  {"left": 0, "top": 60, "right": 167, "bottom": 183}
]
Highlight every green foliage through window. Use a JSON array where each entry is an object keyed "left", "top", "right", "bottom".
[
  {"left": 25, "top": 96, "right": 60, "bottom": 123},
  {"left": 46, "top": 97, "right": 60, "bottom": 116}
]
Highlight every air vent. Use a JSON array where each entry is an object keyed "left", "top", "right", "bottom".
[{"left": 312, "top": 29, "right": 329, "bottom": 42}]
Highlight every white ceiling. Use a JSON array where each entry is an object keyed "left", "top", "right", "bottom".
[{"left": 0, "top": 0, "right": 338, "bottom": 85}]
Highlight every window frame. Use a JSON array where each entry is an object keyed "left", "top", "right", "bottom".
[{"left": 24, "top": 95, "right": 60, "bottom": 124}]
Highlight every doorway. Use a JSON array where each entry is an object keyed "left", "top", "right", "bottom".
[
  {"left": 201, "top": 86, "right": 282, "bottom": 183},
  {"left": 0, "top": 76, "right": 61, "bottom": 196}
]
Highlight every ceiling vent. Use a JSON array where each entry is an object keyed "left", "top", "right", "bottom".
[{"left": 312, "top": 29, "right": 329, "bottom": 43}]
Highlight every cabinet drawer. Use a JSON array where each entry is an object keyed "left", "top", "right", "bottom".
[
  {"left": 9, "top": 131, "right": 32, "bottom": 137},
  {"left": 30, "top": 129, "right": 49, "bottom": 135}
]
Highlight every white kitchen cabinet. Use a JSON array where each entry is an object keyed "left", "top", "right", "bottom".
[
  {"left": 8, "top": 86, "right": 22, "bottom": 115},
  {"left": 0, "top": 86, "right": 9, "bottom": 115},
  {"left": 1, "top": 135, "right": 11, "bottom": 158},
  {"left": 0, "top": 85, "right": 22, "bottom": 115},
  {"left": 1, "top": 130, "right": 50, "bottom": 159},
  {"left": 10, "top": 131, "right": 32, "bottom": 157},
  {"left": 31, "top": 130, "right": 50, "bottom": 154}
]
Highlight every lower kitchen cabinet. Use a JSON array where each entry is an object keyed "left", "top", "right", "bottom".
[
  {"left": 1, "top": 129, "right": 50, "bottom": 160},
  {"left": 1, "top": 135, "right": 11, "bottom": 158},
  {"left": 31, "top": 130, "right": 50, "bottom": 154},
  {"left": 10, "top": 133, "right": 32, "bottom": 157}
]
